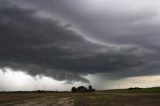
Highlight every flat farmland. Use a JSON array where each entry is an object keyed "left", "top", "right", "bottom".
[{"left": 0, "top": 89, "right": 160, "bottom": 106}]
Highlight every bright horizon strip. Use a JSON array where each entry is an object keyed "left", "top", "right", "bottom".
[{"left": 0, "top": 68, "right": 160, "bottom": 91}]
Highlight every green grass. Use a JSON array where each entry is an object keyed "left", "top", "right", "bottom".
[
  {"left": 74, "top": 87, "right": 160, "bottom": 106},
  {"left": 99, "top": 87, "right": 160, "bottom": 93},
  {"left": 74, "top": 92, "right": 160, "bottom": 106}
]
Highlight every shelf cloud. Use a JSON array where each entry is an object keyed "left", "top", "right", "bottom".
[{"left": 0, "top": 0, "right": 159, "bottom": 83}]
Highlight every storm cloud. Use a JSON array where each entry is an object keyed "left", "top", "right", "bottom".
[{"left": 0, "top": 0, "right": 158, "bottom": 83}]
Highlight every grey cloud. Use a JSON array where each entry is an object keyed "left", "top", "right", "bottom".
[
  {"left": 0, "top": 0, "right": 156, "bottom": 82},
  {"left": 10, "top": 0, "right": 160, "bottom": 50}
]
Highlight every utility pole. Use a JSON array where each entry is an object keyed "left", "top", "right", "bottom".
[
  {"left": 117, "top": 82, "right": 120, "bottom": 89},
  {"left": 35, "top": 76, "right": 38, "bottom": 91},
  {"left": 36, "top": 77, "right": 37, "bottom": 91}
]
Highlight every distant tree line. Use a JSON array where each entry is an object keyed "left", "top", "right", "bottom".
[
  {"left": 71, "top": 85, "right": 95, "bottom": 92},
  {"left": 128, "top": 87, "right": 142, "bottom": 90}
]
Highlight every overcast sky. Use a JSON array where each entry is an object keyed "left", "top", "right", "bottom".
[{"left": 0, "top": 0, "right": 160, "bottom": 91}]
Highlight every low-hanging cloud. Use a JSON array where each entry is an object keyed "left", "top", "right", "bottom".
[{"left": 0, "top": 1, "right": 154, "bottom": 83}]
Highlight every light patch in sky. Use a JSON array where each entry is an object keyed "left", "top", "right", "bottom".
[
  {"left": 0, "top": 69, "right": 88, "bottom": 91},
  {"left": 0, "top": 69, "right": 160, "bottom": 91},
  {"left": 87, "top": 74, "right": 160, "bottom": 90}
]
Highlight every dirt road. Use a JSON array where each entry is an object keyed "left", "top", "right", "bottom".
[
  {"left": 1, "top": 92, "right": 160, "bottom": 106},
  {"left": 1, "top": 96, "right": 74, "bottom": 106}
]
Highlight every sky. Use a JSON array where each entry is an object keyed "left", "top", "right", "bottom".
[{"left": 0, "top": 0, "right": 160, "bottom": 91}]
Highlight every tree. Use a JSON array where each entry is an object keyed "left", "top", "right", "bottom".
[
  {"left": 89, "top": 85, "right": 92, "bottom": 91},
  {"left": 77, "top": 86, "right": 88, "bottom": 92},
  {"left": 71, "top": 87, "right": 77, "bottom": 92},
  {"left": 88, "top": 85, "right": 95, "bottom": 92}
]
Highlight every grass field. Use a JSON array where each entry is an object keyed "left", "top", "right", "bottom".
[
  {"left": 0, "top": 88, "right": 160, "bottom": 106},
  {"left": 100, "top": 87, "right": 160, "bottom": 93}
]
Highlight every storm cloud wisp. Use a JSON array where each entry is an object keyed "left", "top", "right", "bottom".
[{"left": 0, "top": 0, "right": 158, "bottom": 83}]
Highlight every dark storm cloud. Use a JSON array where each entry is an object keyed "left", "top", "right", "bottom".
[
  {"left": 9, "top": 0, "right": 160, "bottom": 53},
  {"left": 0, "top": 0, "right": 156, "bottom": 82}
]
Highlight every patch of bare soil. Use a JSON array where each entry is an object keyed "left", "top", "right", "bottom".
[
  {"left": 54, "top": 98, "right": 74, "bottom": 106},
  {"left": 1, "top": 96, "right": 74, "bottom": 106}
]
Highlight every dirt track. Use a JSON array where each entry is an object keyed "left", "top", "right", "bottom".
[
  {"left": 1, "top": 92, "right": 160, "bottom": 106},
  {"left": 1, "top": 95, "right": 74, "bottom": 106}
]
